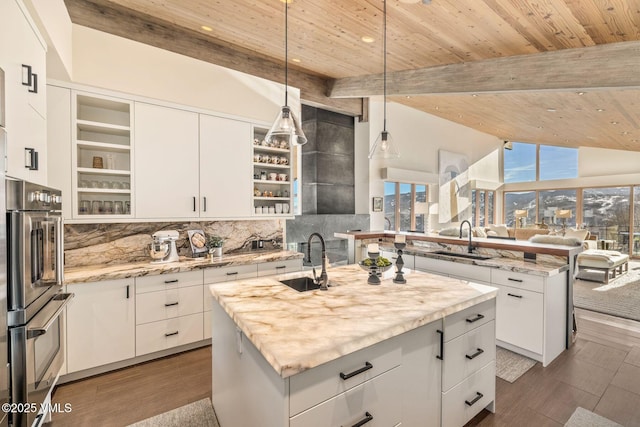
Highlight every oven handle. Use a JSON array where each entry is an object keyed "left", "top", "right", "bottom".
[
  {"left": 54, "top": 215, "right": 64, "bottom": 285},
  {"left": 27, "top": 292, "right": 74, "bottom": 339}
]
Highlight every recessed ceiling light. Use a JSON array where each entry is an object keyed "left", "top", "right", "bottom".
[
  {"left": 577, "top": 92, "right": 585, "bottom": 95},
  {"left": 406, "top": 96, "right": 411, "bottom": 99},
  {"left": 291, "top": 58, "right": 301, "bottom": 63},
  {"left": 472, "top": 94, "right": 478, "bottom": 97},
  {"left": 201, "top": 25, "right": 213, "bottom": 32},
  {"left": 611, "top": 121, "right": 619, "bottom": 125},
  {"left": 537, "top": 126, "right": 543, "bottom": 129},
  {"left": 546, "top": 108, "right": 556, "bottom": 112},
  {"left": 361, "top": 36, "right": 375, "bottom": 43},
  {"left": 622, "top": 131, "right": 629, "bottom": 135},
  {"left": 597, "top": 108, "right": 605, "bottom": 112}
]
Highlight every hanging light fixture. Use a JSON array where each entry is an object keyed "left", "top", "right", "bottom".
[
  {"left": 265, "top": 0, "right": 307, "bottom": 146},
  {"left": 369, "top": 0, "right": 399, "bottom": 159}
]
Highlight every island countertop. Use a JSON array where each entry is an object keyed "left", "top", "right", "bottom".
[
  {"left": 208, "top": 264, "right": 498, "bottom": 378},
  {"left": 64, "top": 250, "right": 304, "bottom": 284}
]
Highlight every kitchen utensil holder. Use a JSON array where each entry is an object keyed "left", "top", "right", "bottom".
[{"left": 393, "top": 242, "right": 407, "bottom": 284}]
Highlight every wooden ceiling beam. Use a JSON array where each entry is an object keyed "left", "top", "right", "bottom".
[
  {"left": 329, "top": 41, "right": 640, "bottom": 98},
  {"left": 63, "top": 0, "right": 363, "bottom": 117}
]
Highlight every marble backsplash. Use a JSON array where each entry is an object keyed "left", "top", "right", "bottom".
[{"left": 64, "top": 220, "right": 284, "bottom": 268}]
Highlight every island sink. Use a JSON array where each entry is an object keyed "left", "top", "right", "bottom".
[
  {"left": 432, "top": 250, "right": 493, "bottom": 260},
  {"left": 279, "top": 277, "right": 322, "bottom": 292}
]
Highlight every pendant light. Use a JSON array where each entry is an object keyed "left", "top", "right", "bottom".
[
  {"left": 369, "top": 0, "right": 399, "bottom": 159},
  {"left": 265, "top": 0, "right": 307, "bottom": 146}
]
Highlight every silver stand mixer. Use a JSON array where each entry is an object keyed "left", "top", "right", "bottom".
[{"left": 149, "top": 230, "right": 180, "bottom": 263}]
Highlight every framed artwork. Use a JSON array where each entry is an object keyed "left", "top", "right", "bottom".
[{"left": 372, "top": 197, "right": 383, "bottom": 212}]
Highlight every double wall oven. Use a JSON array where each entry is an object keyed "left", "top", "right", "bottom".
[{"left": 6, "top": 180, "right": 72, "bottom": 427}]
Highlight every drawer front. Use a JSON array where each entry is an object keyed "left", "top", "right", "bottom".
[
  {"left": 491, "top": 269, "right": 544, "bottom": 293},
  {"left": 414, "top": 256, "right": 491, "bottom": 283},
  {"left": 290, "top": 337, "right": 402, "bottom": 416},
  {"left": 257, "top": 259, "right": 302, "bottom": 277},
  {"left": 136, "top": 312, "right": 204, "bottom": 356},
  {"left": 495, "top": 284, "right": 543, "bottom": 354},
  {"left": 203, "top": 264, "right": 257, "bottom": 284},
  {"left": 136, "top": 285, "right": 203, "bottom": 325},
  {"left": 290, "top": 367, "right": 402, "bottom": 427},
  {"left": 444, "top": 298, "right": 495, "bottom": 342},
  {"left": 136, "top": 270, "right": 204, "bottom": 294},
  {"left": 442, "top": 361, "right": 495, "bottom": 427},
  {"left": 443, "top": 321, "right": 496, "bottom": 391}
]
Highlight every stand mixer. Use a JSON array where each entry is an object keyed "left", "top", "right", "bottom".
[{"left": 149, "top": 230, "right": 180, "bottom": 263}]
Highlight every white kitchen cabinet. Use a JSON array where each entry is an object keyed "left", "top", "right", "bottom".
[
  {"left": 66, "top": 279, "right": 135, "bottom": 373},
  {"left": 134, "top": 271, "right": 205, "bottom": 356},
  {"left": 414, "top": 255, "right": 491, "bottom": 284},
  {"left": 134, "top": 102, "right": 199, "bottom": 219},
  {"left": 200, "top": 114, "right": 252, "bottom": 218},
  {"left": 0, "top": 0, "right": 47, "bottom": 184},
  {"left": 203, "top": 264, "right": 258, "bottom": 339},
  {"left": 257, "top": 259, "right": 303, "bottom": 276},
  {"left": 47, "top": 85, "right": 73, "bottom": 219},
  {"left": 212, "top": 300, "right": 443, "bottom": 427},
  {"left": 441, "top": 299, "right": 496, "bottom": 427},
  {"left": 491, "top": 269, "right": 567, "bottom": 366}
]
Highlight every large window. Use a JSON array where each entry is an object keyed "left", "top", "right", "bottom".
[
  {"left": 504, "top": 191, "right": 535, "bottom": 227},
  {"left": 384, "top": 182, "right": 428, "bottom": 232},
  {"left": 538, "top": 189, "right": 577, "bottom": 228},
  {"left": 504, "top": 142, "right": 578, "bottom": 183},
  {"left": 583, "top": 187, "right": 630, "bottom": 244},
  {"left": 471, "top": 190, "right": 496, "bottom": 226},
  {"left": 634, "top": 187, "right": 640, "bottom": 257}
]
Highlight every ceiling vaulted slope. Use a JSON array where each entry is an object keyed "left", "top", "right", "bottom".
[{"left": 64, "top": 0, "right": 640, "bottom": 151}]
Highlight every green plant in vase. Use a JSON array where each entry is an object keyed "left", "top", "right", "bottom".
[{"left": 207, "top": 235, "right": 224, "bottom": 258}]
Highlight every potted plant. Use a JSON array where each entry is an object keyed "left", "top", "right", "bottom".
[{"left": 207, "top": 235, "right": 224, "bottom": 258}]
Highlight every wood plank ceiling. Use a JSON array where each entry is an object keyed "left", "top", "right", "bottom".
[{"left": 64, "top": 0, "right": 640, "bottom": 151}]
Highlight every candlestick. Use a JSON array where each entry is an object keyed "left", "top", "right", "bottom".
[
  {"left": 393, "top": 242, "right": 407, "bottom": 284},
  {"left": 395, "top": 234, "right": 406, "bottom": 243},
  {"left": 367, "top": 243, "right": 379, "bottom": 254}
]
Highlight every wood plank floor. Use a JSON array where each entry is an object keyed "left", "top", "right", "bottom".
[{"left": 47, "top": 309, "right": 640, "bottom": 426}]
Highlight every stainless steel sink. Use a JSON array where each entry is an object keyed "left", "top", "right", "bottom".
[
  {"left": 280, "top": 277, "right": 322, "bottom": 292},
  {"left": 431, "top": 250, "right": 493, "bottom": 260}
]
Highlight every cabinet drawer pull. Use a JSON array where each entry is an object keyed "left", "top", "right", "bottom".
[
  {"left": 226, "top": 272, "right": 239, "bottom": 276},
  {"left": 508, "top": 277, "right": 523, "bottom": 283},
  {"left": 465, "top": 392, "right": 483, "bottom": 406},
  {"left": 436, "top": 329, "right": 444, "bottom": 360},
  {"left": 203, "top": 196, "right": 207, "bottom": 212},
  {"left": 507, "top": 293, "right": 523, "bottom": 299},
  {"left": 465, "top": 348, "right": 484, "bottom": 360},
  {"left": 29, "top": 73, "right": 38, "bottom": 94},
  {"left": 193, "top": 196, "right": 196, "bottom": 212},
  {"left": 165, "top": 331, "right": 179, "bottom": 337},
  {"left": 164, "top": 302, "right": 179, "bottom": 307},
  {"left": 351, "top": 412, "right": 373, "bottom": 427},
  {"left": 126, "top": 285, "right": 130, "bottom": 299},
  {"left": 339, "top": 362, "right": 373, "bottom": 380},
  {"left": 164, "top": 279, "right": 179, "bottom": 284},
  {"left": 465, "top": 314, "right": 485, "bottom": 323},
  {"left": 275, "top": 265, "right": 286, "bottom": 270}
]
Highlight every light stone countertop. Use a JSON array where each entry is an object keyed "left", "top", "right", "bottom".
[
  {"left": 208, "top": 264, "right": 498, "bottom": 378},
  {"left": 63, "top": 250, "right": 304, "bottom": 284},
  {"left": 388, "top": 245, "right": 570, "bottom": 277}
]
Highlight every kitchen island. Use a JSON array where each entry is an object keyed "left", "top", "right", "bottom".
[{"left": 209, "top": 264, "right": 498, "bottom": 427}]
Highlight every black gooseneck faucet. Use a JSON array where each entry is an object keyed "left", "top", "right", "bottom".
[
  {"left": 306, "top": 232, "right": 329, "bottom": 290},
  {"left": 459, "top": 220, "right": 474, "bottom": 253}
]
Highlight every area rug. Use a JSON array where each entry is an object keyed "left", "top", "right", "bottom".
[
  {"left": 495, "top": 346, "right": 537, "bottom": 383},
  {"left": 574, "top": 263, "right": 640, "bottom": 322},
  {"left": 127, "top": 398, "right": 219, "bottom": 427},
  {"left": 564, "top": 407, "right": 622, "bottom": 427}
]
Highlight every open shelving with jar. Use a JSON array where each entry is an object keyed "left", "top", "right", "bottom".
[
  {"left": 252, "top": 126, "right": 293, "bottom": 216},
  {"left": 72, "top": 92, "right": 134, "bottom": 219}
]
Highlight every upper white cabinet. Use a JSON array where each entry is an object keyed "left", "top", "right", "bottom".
[
  {"left": 200, "top": 114, "right": 252, "bottom": 218},
  {"left": 135, "top": 103, "right": 253, "bottom": 219},
  {"left": 0, "top": 0, "right": 47, "bottom": 184},
  {"left": 134, "top": 102, "right": 199, "bottom": 219}
]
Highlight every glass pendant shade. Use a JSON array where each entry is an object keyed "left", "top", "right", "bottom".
[
  {"left": 265, "top": 105, "right": 307, "bottom": 146},
  {"left": 369, "top": 130, "right": 399, "bottom": 159}
]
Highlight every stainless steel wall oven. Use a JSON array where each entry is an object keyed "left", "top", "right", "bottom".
[{"left": 6, "top": 180, "right": 72, "bottom": 427}]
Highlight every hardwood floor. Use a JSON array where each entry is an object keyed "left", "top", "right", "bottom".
[{"left": 48, "top": 310, "right": 640, "bottom": 427}]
